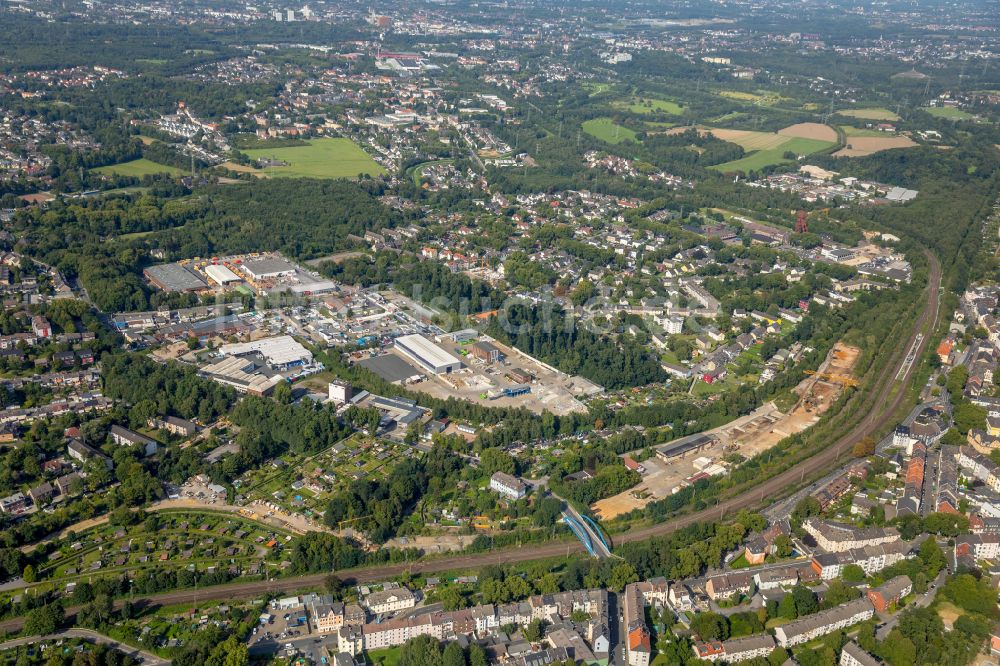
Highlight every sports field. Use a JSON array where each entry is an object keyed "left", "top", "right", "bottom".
[
  {"left": 582, "top": 117, "right": 639, "bottom": 144},
  {"left": 924, "top": 106, "right": 974, "bottom": 120},
  {"left": 837, "top": 107, "right": 900, "bottom": 121},
  {"left": 708, "top": 124, "right": 836, "bottom": 172},
  {"left": 91, "top": 158, "right": 184, "bottom": 177},
  {"left": 242, "top": 137, "right": 385, "bottom": 179}
]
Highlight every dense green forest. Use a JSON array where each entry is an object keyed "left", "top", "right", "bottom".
[
  {"left": 485, "top": 304, "right": 667, "bottom": 389},
  {"left": 12, "top": 179, "right": 405, "bottom": 311},
  {"left": 102, "top": 354, "right": 235, "bottom": 423}
]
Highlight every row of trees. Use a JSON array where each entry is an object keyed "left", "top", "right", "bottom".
[{"left": 287, "top": 532, "right": 420, "bottom": 574}]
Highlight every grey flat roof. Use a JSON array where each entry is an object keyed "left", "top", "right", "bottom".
[
  {"left": 656, "top": 432, "right": 718, "bottom": 456},
  {"left": 242, "top": 257, "right": 296, "bottom": 277},
  {"left": 144, "top": 264, "right": 208, "bottom": 292},
  {"left": 656, "top": 433, "right": 717, "bottom": 458},
  {"left": 360, "top": 354, "right": 422, "bottom": 383}
]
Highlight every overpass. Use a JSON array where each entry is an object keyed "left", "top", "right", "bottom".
[{"left": 561, "top": 503, "right": 612, "bottom": 559}]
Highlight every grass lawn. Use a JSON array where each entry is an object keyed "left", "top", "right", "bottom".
[
  {"left": 841, "top": 125, "right": 886, "bottom": 137},
  {"left": 243, "top": 137, "right": 385, "bottom": 179},
  {"left": 837, "top": 107, "right": 900, "bottom": 121},
  {"left": 624, "top": 97, "right": 684, "bottom": 115},
  {"left": 729, "top": 553, "right": 751, "bottom": 568},
  {"left": 710, "top": 111, "right": 748, "bottom": 123},
  {"left": 644, "top": 121, "right": 677, "bottom": 130},
  {"left": 659, "top": 349, "right": 682, "bottom": 366},
  {"left": 692, "top": 372, "right": 759, "bottom": 397},
  {"left": 92, "top": 158, "right": 184, "bottom": 177},
  {"left": 924, "top": 106, "right": 974, "bottom": 120},
  {"left": 367, "top": 647, "right": 402, "bottom": 666},
  {"left": 582, "top": 118, "right": 639, "bottom": 144},
  {"left": 583, "top": 82, "right": 611, "bottom": 95}
]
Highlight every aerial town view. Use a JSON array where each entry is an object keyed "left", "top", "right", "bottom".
[{"left": 0, "top": 0, "right": 998, "bottom": 664}]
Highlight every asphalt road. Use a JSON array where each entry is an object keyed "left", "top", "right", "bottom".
[
  {"left": 0, "top": 628, "right": 167, "bottom": 664},
  {"left": 0, "top": 254, "right": 941, "bottom": 637}
]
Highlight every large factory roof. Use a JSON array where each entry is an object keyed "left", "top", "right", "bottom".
[
  {"left": 241, "top": 257, "right": 296, "bottom": 279},
  {"left": 395, "top": 334, "right": 462, "bottom": 371},
  {"left": 218, "top": 335, "right": 312, "bottom": 366},
  {"left": 144, "top": 263, "right": 208, "bottom": 292}
]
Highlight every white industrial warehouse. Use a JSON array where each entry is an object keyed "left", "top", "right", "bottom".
[
  {"left": 219, "top": 335, "right": 313, "bottom": 370},
  {"left": 204, "top": 264, "right": 241, "bottom": 286},
  {"left": 241, "top": 257, "right": 297, "bottom": 280},
  {"left": 394, "top": 334, "right": 462, "bottom": 374}
]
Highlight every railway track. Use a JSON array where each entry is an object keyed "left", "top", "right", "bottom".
[{"left": 0, "top": 253, "right": 942, "bottom": 635}]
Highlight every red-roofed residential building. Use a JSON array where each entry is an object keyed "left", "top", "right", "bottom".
[
  {"left": 623, "top": 456, "right": 645, "bottom": 474},
  {"left": 623, "top": 583, "right": 651, "bottom": 666},
  {"left": 937, "top": 339, "right": 955, "bottom": 364},
  {"left": 693, "top": 641, "right": 725, "bottom": 661}
]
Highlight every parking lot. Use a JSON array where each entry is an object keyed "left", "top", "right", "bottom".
[{"left": 249, "top": 605, "right": 322, "bottom": 659}]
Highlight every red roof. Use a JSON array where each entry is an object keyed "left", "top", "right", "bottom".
[{"left": 628, "top": 627, "right": 651, "bottom": 652}]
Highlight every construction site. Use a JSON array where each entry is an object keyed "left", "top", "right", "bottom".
[{"left": 592, "top": 343, "right": 860, "bottom": 520}]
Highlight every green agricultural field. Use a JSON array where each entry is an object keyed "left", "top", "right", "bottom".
[
  {"left": 623, "top": 97, "right": 684, "bottom": 115},
  {"left": 582, "top": 118, "right": 638, "bottom": 144},
  {"left": 710, "top": 136, "right": 834, "bottom": 173},
  {"left": 924, "top": 106, "right": 974, "bottom": 120},
  {"left": 837, "top": 107, "right": 900, "bottom": 121},
  {"left": 91, "top": 158, "right": 184, "bottom": 177},
  {"left": 710, "top": 150, "right": 794, "bottom": 173},
  {"left": 840, "top": 125, "right": 886, "bottom": 137},
  {"left": 243, "top": 137, "right": 385, "bottom": 179}
]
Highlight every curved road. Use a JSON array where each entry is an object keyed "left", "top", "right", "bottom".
[
  {"left": 0, "top": 628, "right": 167, "bottom": 663},
  {"left": 0, "top": 254, "right": 941, "bottom": 635}
]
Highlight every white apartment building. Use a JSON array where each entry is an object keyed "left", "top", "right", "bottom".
[{"left": 774, "top": 599, "right": 875, "bottom": 648}]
